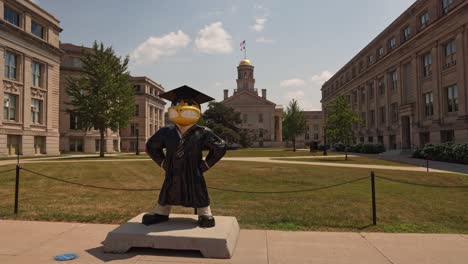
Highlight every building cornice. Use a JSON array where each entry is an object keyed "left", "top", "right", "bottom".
[
  {"left": 0, "top": 20, "right": 63, "bottom": 55},
  {"left": 323, "top": 0, "right": 468, "bottom": 89}
]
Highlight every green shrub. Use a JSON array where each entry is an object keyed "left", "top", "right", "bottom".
[{"left": 413, "top": 143, "right": 468, "bottom": 164}]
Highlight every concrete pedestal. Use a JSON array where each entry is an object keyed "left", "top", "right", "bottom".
[{"left": 102, "top": 213, "right": 240, "bottom": 259}]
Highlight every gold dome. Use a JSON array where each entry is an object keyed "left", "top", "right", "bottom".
[{"left": 239, "top": 58, "right": 253, "bottom": 66}]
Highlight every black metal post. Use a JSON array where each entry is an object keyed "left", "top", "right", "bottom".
[
  {"left": 371, "top": 171, "right": 377, "bottom": 225},
  {"left": 426, "top": 158, "right": 429, "bottom": 173},
  {"left": 323, "top": 128, "right": 328, "bottom": 156},
  {"left": 14, "top": 165, "right": 20, "bottom": 215},
  {"left": 136, "top": 128, "right": 140, "bottom": 155}
]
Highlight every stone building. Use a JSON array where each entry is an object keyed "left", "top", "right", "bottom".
[
  {"left": 119, "top": 76, "right": 165, "bottom": 153},
  {"left": 59, "top": 43, "right": 120, "bottom": 153},
  {"left": 222, "top": 58, "right": 283, "bottom": 147},
  {"left": 0, "top": 0, "right": 62, "bottom": 156},
  {"left": 295, "top": 111, "right": 323, "bottom": 149},
  {"left": 321, "top": 0, "right": 468, "bottom": 150},
  {"left": 59, "top": 44, "right": 166, "bottom": 154}
]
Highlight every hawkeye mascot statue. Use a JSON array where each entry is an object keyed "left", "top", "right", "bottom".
[{"left": 143, "top": 85, "right": 226, "bottom": 228}]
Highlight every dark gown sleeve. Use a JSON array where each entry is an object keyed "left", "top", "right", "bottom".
[
  {"left": 200, "top": 128, "right": 227, "bottom": 172},
  {"left": 146, "top": 128, "right": 167, "bottom": 170}
]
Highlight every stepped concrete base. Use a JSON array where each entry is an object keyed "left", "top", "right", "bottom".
[{"left": 102, "top": 213, "right": 240, "bottom": 259}]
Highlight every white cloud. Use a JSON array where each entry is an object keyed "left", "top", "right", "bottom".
[
  {"left": 195, "top": 22, "right": 233, "bottom": 54},
  {"left": 251, "top": 17, "right": 268, "bottom": 32},
  {"left": 256, "top": 37, "right": 274, "bottom": 43},
  {"left": 280, "top": 78, "right": 306, "bottom": 88},
  {"left": 285, "top": 90, "right": 305, "bottom": 102},
  {"left": 130, "top": 30, "right": 190, "bottom": 64},
  {"left": 311, "top": 70, "right": 333, "bottom": 85}
]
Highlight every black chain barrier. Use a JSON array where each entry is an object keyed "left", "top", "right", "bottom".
[
  {"left": 0, "top": 168, "right": 16, "bottom": 174},
  {"left": 21, "top": 167, "right": 369, "bottom": 194},
  {"left": 21, "top": 167, "right": 161, "bottom": 192},
  {"left": 375, "top": 175, "right": 468, "bottom": 188},
  {"left": 207, "top": 176, "right": 370, "bottom": 194}
]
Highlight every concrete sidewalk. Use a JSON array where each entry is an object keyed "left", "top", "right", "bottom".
[{"left": 0, "top": 220, "right": 467, "bottom": 264}]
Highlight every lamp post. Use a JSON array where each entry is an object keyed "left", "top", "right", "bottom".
[{"left": 136, "top": 128, "right": 140, "bottom": 155}]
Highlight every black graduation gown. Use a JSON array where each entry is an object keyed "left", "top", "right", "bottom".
[{"left": 146, "top": 125, "right": 227, "bottom": 208}]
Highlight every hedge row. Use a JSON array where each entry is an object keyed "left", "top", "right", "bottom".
[
  {"left": 412, "top": 143, "right": 468, "bottom": 164},
  {"left": 318, "top": 143, "right": 385, "bottom": 154}
]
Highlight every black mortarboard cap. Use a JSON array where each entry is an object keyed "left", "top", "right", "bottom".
[{"left": 159, "top": 85, "right": 214, "bottom": 105}]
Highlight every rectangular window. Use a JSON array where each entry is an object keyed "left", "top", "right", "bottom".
[
  {"left": 422, "top": 53, "right": 432, "bottom": 77},
  {"left": 31, "top": 21, "right": 45, "bottom": 39},
  {"left": 31, "top": 99, "right": 42, "bottom": 124},
  {"left": 360, "top": 88, "right": 365, "bottom": 102},
  {"left": 69, "top": 113, "right": 81, "bottom": 129},
  {"left": 368, "top": 55, "right": 374, "bottom": 65},
  {"left": 370, "top": 110, "right": 375, "bottom": 127},
  {"left": 447, "top": 84, "right": 458, "bottom": 113},
  {"left": 442, "top": 0, "right": 454, "bottom": 15},
  {"left": 403, "top": 26, "right": 411, "bottom": 41},
  {"left": 4, "top": 51, "right": 17, "bottom": 80},
  {"left": 3, "top": 93, "right": 17, "bottom": 121},
  {"left": 420, "top": 12, "right": 430, "bottom": 28},
  {"left": 361, "top": 112, "right": 366, "bottom": 126},
  {"left": 390, "top": 70, "right": 398, "bottom": 90},
  {"left": 259, "top": 128, "right": 264, "bottom": 138},
  {"left": 379, "top": 47, "right": 384, "bottom": 56},
  {"left": 380, "top": 106, "right": 386, "bottom": 124},
  {"left": 4, "top": 6, "right": 20, "bottom": 27},
  {"left": 34, "top": 136, "right": 46, "bottom": 154},
  {"left": 133, "top": 85, "right": 141, "bottom": 92},
  {"left": 423, "top": 92, "right": 434, "bottom": 117},
  {"left": 441, "top": 130, "right": 454, "bottom": 143},
  {"left": 135, "top": 104, "right": 139, "bottom": 116},
  {"left": 368, "top": 83, "right": 374, "bottom": 99},
  {"left": 32, "top": 62, "right": 42, "bottom": 87},
  {"left": 389, "top": 38, "right": 396, "bottom": 49},
  {"left": 243, "top": 113, "right": 248, "bottom": 123},
  {"left": 130, "top": 123, "right": 139, "bottom": 136},
  {"left": 444, "top": 40, "right": 456, "bottom": 68},
  {"left": 258, "top": 113, "right": 263, "bottom": 123},
  {"left": 378, "top": 78, "right": 385, "bottom": 95},
  {"left": 368, "top": 137, "right": 374, "bottom": 143},
  {"left": 391, "top": 103, "right": 398, "bottom": 123}
]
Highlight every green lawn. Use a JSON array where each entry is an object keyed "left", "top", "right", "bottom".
[
  {"left": 273, "top": 156, "right": 415, "bottom": 167},
  {"left": 0, "top": 160, "right": 467, "bottom": 233}
]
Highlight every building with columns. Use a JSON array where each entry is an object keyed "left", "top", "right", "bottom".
[
  {"left": 321, "top": 0, "right": 468, "bottom": 150},
  {"left": 222, "top": 58, "right": 283, "bottom": 147},
  {"left": 0, "top": 0, "right": 62, "bottom": 156},
  {"left": 119, "top": 76, "right": 165, "bottom": 153},
  {"left": 295, "top": 111, "right": 324, "bottom": 149}
]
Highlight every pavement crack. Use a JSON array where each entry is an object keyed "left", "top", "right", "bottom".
[{"left": 359, "top": 233, "right": 395, "bottom": 264}]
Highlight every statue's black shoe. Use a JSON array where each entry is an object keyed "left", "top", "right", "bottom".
[
  {"left": 141, "top": 213, "right": 169, "bottom": 226},
  {"left": 198, "top": 215, "right": 215, "bottom": 228}
]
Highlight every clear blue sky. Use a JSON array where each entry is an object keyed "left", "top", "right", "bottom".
[{"left": 37, "top": 0, "right": 415, "bottom": 110}]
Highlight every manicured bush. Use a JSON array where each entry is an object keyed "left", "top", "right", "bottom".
[
  {"left": 413, "top": 142, "right": 468, "bottom": 164},
  {"left": 333, "top": 143, "right": 385, "bottom": 154}
]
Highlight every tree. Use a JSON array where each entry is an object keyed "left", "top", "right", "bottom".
[
  {"left": 282, "top": 99, "right": 307, "bottom": 152},
  {"left": 325, "top": 95, "right": 361, "bottom": 160},
  {"left": 203, "top": 102, "right": 250, "bottom": 147},
  {"left": 67, "top": 42, "right": 134, "bottom": 157}
]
